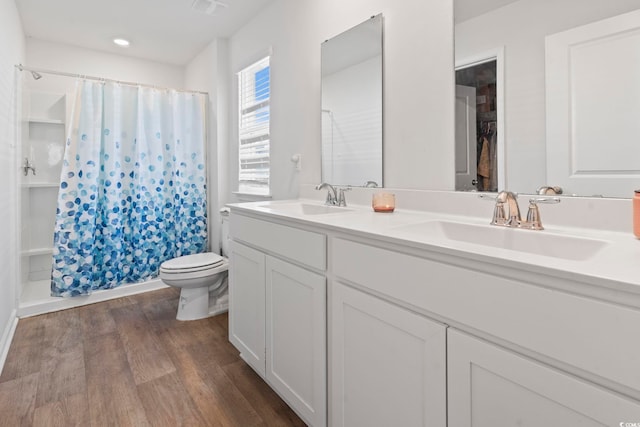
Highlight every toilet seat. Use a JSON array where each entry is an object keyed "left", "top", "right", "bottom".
[
  {"left": 160, "top": 252, "right": 228, "bottom": 283},
  {"left": 160, "top": 259, "right": 228, "bottom": 281},
  {"left": 160, "top": 252, "right": 224, "bottom": 273}
]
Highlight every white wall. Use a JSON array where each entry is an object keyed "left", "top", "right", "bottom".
[
  {"left": 184, "top": 39, "right": 230, "bottom": 254},
  {"left": 26, "top": 39, "right": 185, "bottom": 89},
  {"left": 0, "top": 0, "right": 25, "bottom": 366},
  {"left": 24, "top": 39, "right": 187, "bottom": 138},
  {"left": 225, "top": 0, "right": 454, "bottom": 201},
  {"left": 456, "top": 0, "right": 640, "bottom": 193}
]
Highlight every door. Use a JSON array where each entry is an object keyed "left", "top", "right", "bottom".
[
  {"left": 330, "top": 282, "right": 447, "bottom": 427},
  {"left": 228, "top": 241, "right": 266, "bottom": 377},
  {"left": 265, "top": 256, "right": 326, "bottom": 427},
  {"left": 545, "top": 9, "right": 640, "bottom": 197},
  {"left": 448, "top": 329, "right": 640, "bottom": 427},
  {"left": 455, "top": 84, "right": 478, "bottom": 191}
]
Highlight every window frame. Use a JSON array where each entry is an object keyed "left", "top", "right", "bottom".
[{"left": 237, "top": 55, "right": 271, "bottom": 196}]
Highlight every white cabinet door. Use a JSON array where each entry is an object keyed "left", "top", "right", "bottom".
[
  {"left": 330, "top": 282, "right": 447, "bottom": 427},
  {"left": 448, "top": 329, "right": 640, "bottom": 427},
  {"left": 266, "top": 256, "right": 326, "bottom": 427},
  {"left": 229, "top": 241, "right": 266, "bottom": 377}
]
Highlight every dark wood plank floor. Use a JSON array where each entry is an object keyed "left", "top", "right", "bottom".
[{"left": 0, "top": 287, "right": 306, "bottom": 427}]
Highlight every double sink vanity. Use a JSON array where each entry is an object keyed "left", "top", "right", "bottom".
[
  {"left": 227, "top": 190, "right": 640, "bottom": 426},
  {"left": 224, "top": 1, "right": 640, "bottom": 424}
]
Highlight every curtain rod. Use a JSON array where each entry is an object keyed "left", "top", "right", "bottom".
[{"left": 15, "top": 64, "right": 209, "bottom": 96}]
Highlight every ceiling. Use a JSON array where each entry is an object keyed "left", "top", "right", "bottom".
[
  {"left": 16, "top": 0, "right": 275, "bottom": 65},
  {"left": 455, "top": 0, "right": 521, "bottom": 23},
  {"left": 16, "top": 0, "right": 522, "bottom": 66}
]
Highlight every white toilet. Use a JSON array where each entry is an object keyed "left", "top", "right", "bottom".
[{"left": 159, "top": 209, "right": 230, "bottom": 321}]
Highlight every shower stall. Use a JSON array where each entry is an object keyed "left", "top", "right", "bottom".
[
  {"left": 19, "top": 71, "right": 70, "bottom": 315},
  {"left": 17, "top": 66, "right": 209, "bottom": 316}
]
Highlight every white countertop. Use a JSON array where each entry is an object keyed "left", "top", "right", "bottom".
[{"left": 228, "top": 198, "right": 640, "bottom": 299}]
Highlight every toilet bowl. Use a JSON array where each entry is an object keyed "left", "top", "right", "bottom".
[
  {"left": 160, "top": 208, "right": 231, "bottom": 320},
  {"left": 160, "top": 252, "right": 229, "bottom": 320}
]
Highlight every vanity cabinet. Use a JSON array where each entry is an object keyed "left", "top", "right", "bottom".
[
  {"left": 228, "top": 213, "right": 327, "bottom": 427},
  {"left": 331, "top": 235, "right": 640, "bottom": 426},
  {"left": 448, "top": 329, "right": 640, "bottom": 427},
  {"left": 330, "top": 281, "right": 447, "bottom": 427},
  {"left": 228, "top": 204, "right": 640, "bottom": 426}
]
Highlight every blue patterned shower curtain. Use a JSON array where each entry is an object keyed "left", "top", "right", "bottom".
[{"left": 51, "top": 81, "right": 208, "bottom": 297}]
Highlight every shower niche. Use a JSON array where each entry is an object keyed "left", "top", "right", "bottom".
[{"left": 20, "top": 91, "right": 67, "bottom": 305}]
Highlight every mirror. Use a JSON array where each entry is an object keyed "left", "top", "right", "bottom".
[
  {"left": 454, "top": 0, "right": 640, "bottom": 198},
  {"left": 321, "top": 14, "right": 383, "bottom": 188}
]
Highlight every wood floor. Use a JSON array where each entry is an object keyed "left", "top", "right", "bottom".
[{"left": 0, "top": 287, "right": 306, "bottom": 426}]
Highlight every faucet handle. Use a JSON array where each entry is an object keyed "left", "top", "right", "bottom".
[
  {"left": 478, "top": 193, "right": 508, "bottom": 225},
  {"left": 478, "top": 192, "right": 518, "bottom": 202},
  {"left": 524, "top": 197, "right": 560, "bottom": 230},
  {"left": 537, "top": 186, "right": 563, "bottom": 195},
  {"left": 491, "top": 202, "right": 507, "bottom": 225},
  {"left": 478, "top": 193, "right": 497, "bottom": 201},
  {"left": 530, "top": 197, "right": 561, "bottom": 204},
  {"left": 337, "top": 186, "right": 352, "bottom": 207}
]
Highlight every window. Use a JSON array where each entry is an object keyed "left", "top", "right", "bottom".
[{"left": 238, "top": 56, "right": 270, "bottom": 195}]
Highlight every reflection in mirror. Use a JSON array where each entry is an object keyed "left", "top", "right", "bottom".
[
  {"left": 455, "top": 60, "right": 500, "bottom": 192},
  {"left": 321, "top": 14, "right": 383, "bottom": 187},
  {"left": 455, "top": 0, "right": 640, "bottom": 198}
]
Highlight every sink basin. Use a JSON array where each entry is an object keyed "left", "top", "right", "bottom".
[
  {"left": 391, "top": 220, "right": 607, "bottom": 261},
  {"left": 256, "top": 202, "right": 354, "bottom": 216}
]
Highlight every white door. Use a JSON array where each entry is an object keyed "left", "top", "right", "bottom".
[
  {"left": 228, "top": 241, "right": 266, "bottom": 377},
  {"left": 330, "top": 282, "right": 447, "bottom": 427},
  {"left": 265, "top": 256, "right": 326, "bottom": 427},
  {"left": 546, "top": 9, "right": 640, "bottom": 198},
  {"left": 455, "top": 84, "right": 478, "bottom": 191},
  {"left": 448, "top": 329, "right": 640, "bottom": 427}
]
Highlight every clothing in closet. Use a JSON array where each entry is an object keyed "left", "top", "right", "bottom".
[{"left": 476, "top": 121, "right": 497, "bottom": 192}]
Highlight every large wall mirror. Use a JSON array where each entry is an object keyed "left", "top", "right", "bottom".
[
  {"left": 321, "top": 14, "right": 383, "bottom": 188},
  {"left": 455, "top": 0, "right": 640, "bottom": 198}
]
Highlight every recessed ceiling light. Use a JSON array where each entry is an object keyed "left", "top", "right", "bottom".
[{"left": 113, "top": 38, "right": 130, "bottom": 47}]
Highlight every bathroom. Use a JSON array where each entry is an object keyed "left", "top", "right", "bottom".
[
  {"left": 0, "top": 0, "right": 454, "bottom": 337},
  {"left": 2, "top": 0, "right": 640, "bottom": 425}
]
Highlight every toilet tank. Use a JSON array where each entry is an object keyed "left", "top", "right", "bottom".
[{"left": 220, "top": 208, "right": 230, "bottom": 257}]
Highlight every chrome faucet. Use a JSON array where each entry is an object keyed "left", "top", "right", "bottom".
[
  {"left": 496, "top": 191, "right": 522, "bottom": 227},
  {"left": 315, "top": 182, "right": 351, "bottom": 207},
  {"left": 316, "top": 182, "right": 338, "bottom": 205},
  {"left": 481, "top": 191, "right": 560, "bottom": 230}
]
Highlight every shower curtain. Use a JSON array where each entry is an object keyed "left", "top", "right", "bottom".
[{"left": 51, "top": 81, "right": 208, "bottom": 297}]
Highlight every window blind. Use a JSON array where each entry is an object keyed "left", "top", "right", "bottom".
[{"left": 238, "top": 56, "right": 270, "bottom": 195}]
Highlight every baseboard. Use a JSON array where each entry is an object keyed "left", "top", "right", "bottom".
[
  {"left": 17, "top": 279, "right": 169, "bottom": 318},
  {"left": 208, "top": 303, "right": 228, "bottom": 317},
  {"left": 0, "top": 310, "right": 18, "bottom": 375}
]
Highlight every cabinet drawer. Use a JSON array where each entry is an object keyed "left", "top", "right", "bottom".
[
  {"left": 231, "top": 213, "right": 326, "bottom": 271},
  {"left": 332, "top": 237, "right": 640, "bottom": 393}
]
